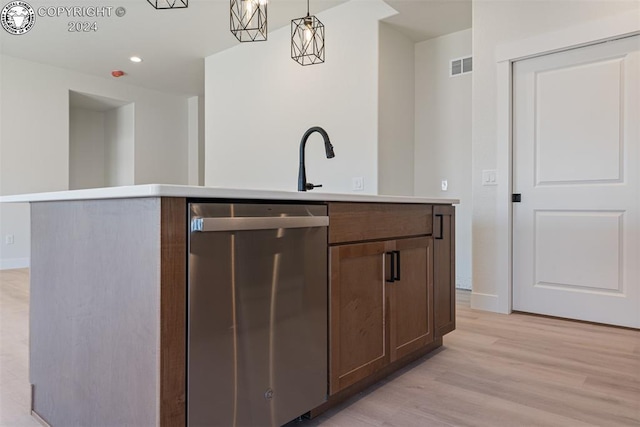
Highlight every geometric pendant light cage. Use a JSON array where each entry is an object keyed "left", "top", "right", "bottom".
[
  {"left": 230, "top": 0, "right": 268, "bottom": 42},
  {"left": 291, "top": 14, "right": 325, "bottom": 66},
  {"left": 147, "top": 0, "right": 188, "bottom": 9},
  {"left": 149, "top": 0, "right": 326, "bottom": 64},
  {"left": 291, "top": 0, "right": 324, "bottom": 66}
]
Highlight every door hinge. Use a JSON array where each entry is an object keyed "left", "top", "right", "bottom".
[{"left": 512, "top": 193, "right": 522, "bottom": 203}]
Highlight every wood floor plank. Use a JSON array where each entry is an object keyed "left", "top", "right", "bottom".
[
  {"left": 2, "top": 269, "right": 639, "bottom": 427},
  {"left": 433, "top": 369, "right": 638, "bottom": 426},
  {"left": 0, "top": 268, "right": 39, "bottom": 427},
  {"left": 405, "top": 382, "right": 596, "bottom": 427},
  {"left": 304, "top": 291, "right": 640, "bottom": 426}
]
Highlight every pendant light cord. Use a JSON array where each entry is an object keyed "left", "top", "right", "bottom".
[{"left": 306, "top": 0, "right": 309, "bottom": 16}]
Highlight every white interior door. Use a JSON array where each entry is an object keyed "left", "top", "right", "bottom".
[{"left": 513, "top": 35, "right": 640, "bottom": 328}]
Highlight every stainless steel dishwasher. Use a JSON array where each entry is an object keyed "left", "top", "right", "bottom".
[{"left": 188, "top": 202, "right": 328, "bottom": 427}]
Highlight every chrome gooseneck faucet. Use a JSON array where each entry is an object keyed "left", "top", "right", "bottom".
[{"left": 298, "top": 126, "right": 335, "bottom": 192}]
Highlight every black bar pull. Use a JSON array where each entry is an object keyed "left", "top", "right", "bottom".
[
  {"left": 435, "top": 214, "right": 444, "bottom": 240},
  {"left": 512, "top": 193, "right": 522, "bottom": 203},
  {"left": 393, "top": 250, "right": 401, "bottom": 281},
  {"left": 385, "top": 252, "right": 395, "bottom": 283}
]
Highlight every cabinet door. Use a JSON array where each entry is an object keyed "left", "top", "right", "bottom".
[
  {"left": 433, "top": 205, "right": 456, "bottom": 337},
  {"left": 389, "top": 237, "right": 434, "bottom": 362},
  {"left": 329, "top": 241, "right": 389, "bottom": 395}
]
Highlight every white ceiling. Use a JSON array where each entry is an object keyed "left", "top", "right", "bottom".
[
  {"left": 383, "top": 0, "right": 471, "bottom": 42},
  {"left": 69, "top": 90, "right": 131, "bottom": 111},
  {"left": 0, "top": 0, "right": 471, "bottom": 96}
]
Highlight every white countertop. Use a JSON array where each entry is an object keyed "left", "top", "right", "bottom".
[{"left": 0, "top": 184, "right": 459, "bottom": 204}]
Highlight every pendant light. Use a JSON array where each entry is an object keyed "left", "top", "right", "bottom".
[
  {"left": 291, "top": 0, "right": 325, "bottom": 66},
  {"left": 230, "top": 0, "right": 268, "bottom": 42},
  {"left": 147, "top": 0, "right": 188, "bottom": 9}
]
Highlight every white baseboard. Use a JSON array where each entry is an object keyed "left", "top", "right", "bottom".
[
  {"left": 0, "top": 257, "right": 30, "bottom": 270},
  {"left": 455, "top": 275, "right": 472, "bottom": 290},
  {"left": 470, "top": 292, "right": 501, "bottom": 312}
]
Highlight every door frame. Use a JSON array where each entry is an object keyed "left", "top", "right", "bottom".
[{"left": 493, "top": 10, "right": 640, "bottom": 314}]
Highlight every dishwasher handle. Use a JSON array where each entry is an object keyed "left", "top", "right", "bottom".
[{"left": 191, "top": 216, "right": 329, "bottom": 232}]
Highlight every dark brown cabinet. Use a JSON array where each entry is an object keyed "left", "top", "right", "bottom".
[
  {"left": 329, "top": 237, "right": 434, "bottom": 395},
  {"left": 326, "top": 203, "right": 443, "bottom": 396},
  {"left": 434, "top": 205, "right": 456, "bottom": 337}
]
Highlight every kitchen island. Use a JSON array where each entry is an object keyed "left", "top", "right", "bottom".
[{"left": 1, "top": 185, "right": 457, "bottom": 427}]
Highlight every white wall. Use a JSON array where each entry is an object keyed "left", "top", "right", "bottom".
[
  {"left": 69, "top": 103, "right": 136, "bottom": 189},
  {"left": 378, "top": 22, "right": 415, "bottom": 196},
  {"left": 471, "top": 1, "right": 640, "bottom": 310},
  {"left": 187, "top": 96, "right": 205, "bottom": 186},
  {"left": 0, "top": 54, "right": 190, "bottom": 268},
  {"left": 0, "top": 205, "right": 29, "bottom": 270},
  {"left": 133, "top": 98, "right": 188, "bottom": 185},
  {"left": 69, "top": 108, "right": 106, "bottom": 190},
  {"left": 414, "top": 28, "right": 472, "bottom": 290},
  {"left": 205, "top": 0, "right": 396, "bottom": 193},
  {"left": 104, "top": 104, "right": 135, "bottom": 187},
  {"left": 198, "top": 96, "right": 205, "bottom": 186}
]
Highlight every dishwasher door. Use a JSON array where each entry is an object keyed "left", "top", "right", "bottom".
[{"left": 188, "top": 203, "right": 328, "bottom": 427}]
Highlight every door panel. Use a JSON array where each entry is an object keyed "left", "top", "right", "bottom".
[
  {"left": 535, "top": 211, "right": 623, "bottom": 293},
  {"left": 329, "top": 242, "right": 388, "bottom": 395},
  {"left": 434, "top": 205, "right": 456, "bottom": 337},
  {"left": 535, "top": 57, "right": 623, "bottom": 184},
  {"left": 513, "top": 35, "right": 640, "bottom": 327},
  {"left": 390, "top": 237, "right": 434, "bottom": 362}
]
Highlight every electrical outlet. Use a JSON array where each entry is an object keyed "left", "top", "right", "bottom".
[
  {"left": 5, "top": 234, "right": 14, "bottom": 245},
  {"left": 352, "top": 177, "right": 364, "bottom": 192},
  {"left": 441, "top": 180, "right": 448, "bottom": 191}
]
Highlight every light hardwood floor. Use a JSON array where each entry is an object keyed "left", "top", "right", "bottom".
[
  {"left": 1, "top": 268, "right": 638, "bottom": 427},
  {"left": 0, "top": 269, "right": 35, "bottom": 427}
]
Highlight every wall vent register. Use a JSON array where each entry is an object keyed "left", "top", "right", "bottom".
[{"left": 450, "top": 56, "right": 473, "bottom": 76}]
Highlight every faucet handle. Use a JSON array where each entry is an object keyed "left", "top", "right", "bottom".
[{"left": 305, "top": 183, "right": 323, "bottom": 191}]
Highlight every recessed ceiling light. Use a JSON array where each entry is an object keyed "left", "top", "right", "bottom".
[{"left": 130, "top": 56, "right": 143, "bottom": 63}]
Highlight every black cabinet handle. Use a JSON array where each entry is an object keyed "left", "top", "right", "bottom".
[
  {"left": 393, "top": 250, "right": 400, "bottom": 281},
  {"left": 385, "top": 251, "right": 395, "bottom": 283},
  {"left": 435, "top": 214, "right": 444, "bottom": 240}
]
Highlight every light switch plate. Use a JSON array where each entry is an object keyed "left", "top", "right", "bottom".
[
  {"left": 5, "top": 234, "right": 14, "bottom": 245},
  {"left": 441, "top": 180, "right": 448, "bottom": 191},
  {"left": 352, "top": 177, "right": 364, "bottom": 191},
  {"left": 482, "top": 170, "right": 497, "bottom": 186}
]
